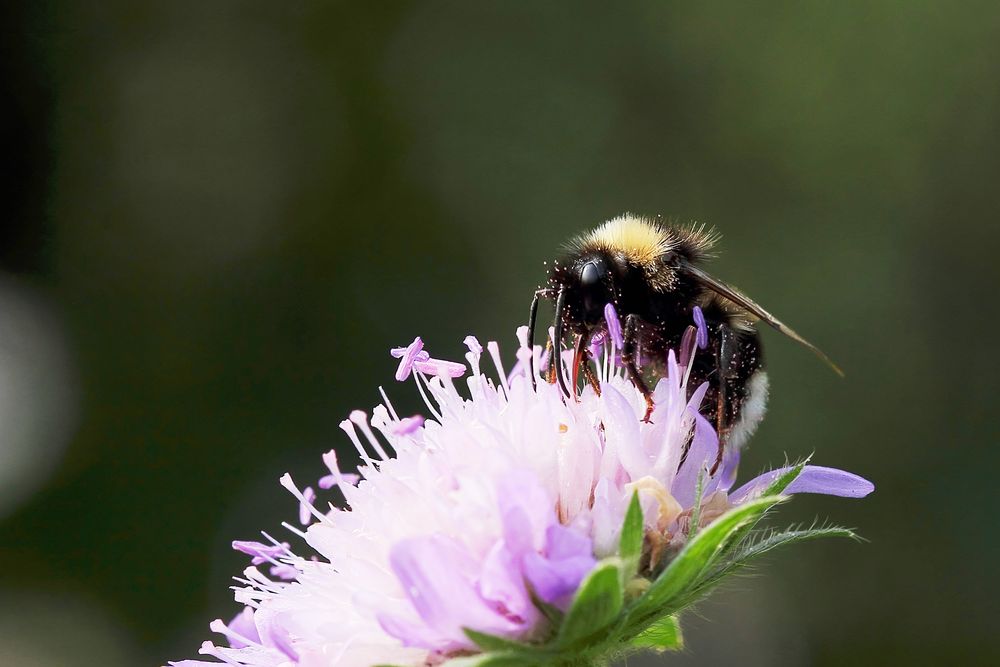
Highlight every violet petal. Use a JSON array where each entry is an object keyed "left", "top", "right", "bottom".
[
  {"left": 522, "top": 523, "right": 595, "bottom": 607},
  {"left": 717, "top": 445, "right": 742, "bottom": 492},
  {"left": 671, "top": 410, "right": 719, "bottom": 507},
  {"left": 600, "top": 384, "right": 646, "bottom": 480},
  {"left": 497, "top": 473, "right": 553, "bottom": 557},
  {"left": 388, "top": 535, "right": 520, "bottom": 648},
  {"left": 479, "top": 542, "right": 537, "bottom": 625},
  {"left": 730, "top": 465, "right": 875, "bottom": 504},
  {"left": 377, "top": 611, "right": 457, "bottom": 652},
  {"left": 226, "top": 608, "right": 259, "bottom": 648},
  {"left": 544, "top": 522, "right": 593, "bottom": 560}
]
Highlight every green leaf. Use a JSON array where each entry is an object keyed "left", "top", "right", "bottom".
[
  {"left": 668, "top": 524, "right": 859, "bottom": 617},
  {"left": 618, "top": 491, "right": 643, "bottom": 580},
  {"left": 762, "top": 457, "right": 811, "bottom": 497},
  {"left": 625, "top": 495, "right": 785, "bottom": 623},
  {"left": 441, "top": 653, "right": 543, "bottom": 667},
  {"left": 709, "top": 461, "right": 810, "bottom": 564},
  {"left": 528, "top": 586, "right": 564, "bottom": 627},
  {"left": 630, "top": 614, "right": 683, "bottom": 652},
  {"left": 557, "top": 559, "right": 624, "bottom": 646},
  {"left": 687, "top": 469, "right": 707, "bottom": 542},
  {"left": 717, "top": 525, "right": 858, "bottom": 579},
  {"left": 462, "top": 628, "right": 535, "bottom": 654}
]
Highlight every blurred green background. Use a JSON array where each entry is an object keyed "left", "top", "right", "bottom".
[{"left": 2, "top": 2, "right": 997, "bottom": 666}]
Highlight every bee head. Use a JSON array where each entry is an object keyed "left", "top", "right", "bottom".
[{"left": 562, "top": 253, "right": 617, "bottom": 326}]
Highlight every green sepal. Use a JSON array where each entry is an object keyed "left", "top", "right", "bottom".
[
  {"left": 687, "top": 469, "right": 707, "bottom": 542},
  {"left": 441, "top": 653, "right": 545, "bottom": 667},
  {"left": 618, "top": 491, "right": 644, "bottom": 581},
  {"left": 762, "top": 456, "right": 811, "bottom": 497},
  {"left": 629, "top": 614, "right": 683, "bottom": 652},
  {"left": 708, "top": 524, "right": 859, "bottom": 584},
  {"left": 625, "top": 495, "right": 786, "bottom": 623},
  {"left": 557, "top": 559, "right": 624, "bottom": 646},
  {"left": 529, "top": 586, "right": 564, "bottom": 627},
  {"left": 462, "top": 628, "right": 536, "bottom": 654}
]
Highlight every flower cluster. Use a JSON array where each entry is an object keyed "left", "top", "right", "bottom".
[{"left": 172, "top": 308, "right": 872, "bottom": 667}]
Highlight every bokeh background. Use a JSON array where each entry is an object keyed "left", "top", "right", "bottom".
[{"left": 2, "top": 2, "right": 998, "bottom": 666}]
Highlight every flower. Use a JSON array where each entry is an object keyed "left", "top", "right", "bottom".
[{"left": 171, "top": 310, "right": 872, "bottom": 667}]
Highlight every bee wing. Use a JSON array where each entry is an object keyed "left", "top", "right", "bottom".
[{"left": 681, "top": 262, "right": 844, "bottom": 377}]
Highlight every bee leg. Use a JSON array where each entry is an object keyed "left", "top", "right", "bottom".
[
  {"left": 573, "top": 333, "right": 602, "bottom": 397},
  {"left": 622, "top": 314, "right": 654, "bottom": 422},
  {"left": 527, "top": 288, "right": 553, "bottom": 390},
  {"left": 710, "top": 325, "right": 734, "bottom": 475},
  {"left": 552, "top": 289, "right": 572, "bottom": 399},
  {"left": 581, "top": 353, "right": 602, "bottom": 396},
  {"left": 543, "top": 339, "right": 558, "bottom": 384}
]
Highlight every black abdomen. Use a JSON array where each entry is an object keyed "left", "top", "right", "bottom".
[{"left": 638, "top": 296, "right": 765, "bottom": 444}]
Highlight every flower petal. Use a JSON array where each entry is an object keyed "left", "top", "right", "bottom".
[
  {"left": 479, "top": 541, "right": 538, "bottom": 625},
  {"left": 600, "top": 384, "right": 646, "bottom": 479},
  {"left": 670, "top": 410, "right": 719, "bottom": 508},
  {"left": 545, "top": 521, "right": 593, "bottom": 560},
  {"left": 730, "top": 465, "right": 875, "bottom": 504},
  {"left": 497, "top": 472, "right": 555, "bottom": 556},
  {"left": 225, "top": 608, "right": 259, "bottom": 648},
  {"left": 387, "top": 535, "right": 520, "bottom": 649}
]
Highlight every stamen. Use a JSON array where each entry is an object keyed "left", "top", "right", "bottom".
[
  {"left": 604, "top": 303, "right": 624, "bottom": 349},
  {"left": 559, "top": 348, "right": 575, "bottom": 391},
  {"left": 390, "top": 415, "right": 424, "bottom": 436},
  {"left": 255, "top": 533, "right": 299, "bottom": 579},
  {"left": 350, "top": 410, "right": 391, "bottom": 460},
  {"left": 411, "top": 371, "right": 444, "bottom": 421},
  {"left": 259, "top": 531, "right": 291, "bottom": 553},
  {"left": 299, "top": 486, "right": 316, "bottom": 526},
  {"left": 378, "top": 386, "right": 400, "bottom": 421},
  {"left": 679, "top": 325, "right": 696, "bottom": 368},
  {"left": 506, "top": 358, "right": 527, "bottom": 384},
  {"left": 514, "top": 325, "right": 533, "bottom": 383},
  {"left": 487, "top": 341, "right": 511, "bottom": 398},
  {"left": 692, "top": 306, "right": 708, "bottom": 349},
  {"left": 210, "top": 618, "right": 261, "bottom": 651},
  {"left": 319, "top": 449, "right": 360, "bottom": 489},
  {"left": 198, "top": 641, "right": 242, "bottom": 666},
  {"left": 589, "top": 331, "right": 605, "bottom": 363},
  {"left": 232, "top": 540, "right": 290, "bottom": 565},
  {"left": 413, "top": 358, "right": 466, "bottom": 378},
  {"left": 338, "top": 419, "right": 375, "bottom": 467},
  {"left": 464, "top": 335, "right": 483, "bottom": 376},
  {"left": 392, "top": 337, "right": 428, "bottom": 381},
  {"left": 280, "top": 521, "right": 308, "bottom": 540},
  {"left": 243, "top": 566, "right": 282, "bottom": 589},
  {"left": 279, "top": 474, "right": 328, "bottom": 525},
  {"left": 515, "top": 325, "right": 530, "bottom": 355}
]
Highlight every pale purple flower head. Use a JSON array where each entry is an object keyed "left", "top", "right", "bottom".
[{"left": 173, "top": 314, "right": 871, "bottom": 667}]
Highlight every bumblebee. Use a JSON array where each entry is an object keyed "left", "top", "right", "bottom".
[{"left": 528, "top": 214, "right": 839, "bottom": 467}]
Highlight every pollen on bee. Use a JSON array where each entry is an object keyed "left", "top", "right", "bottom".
[{"left": 559, "top": 423, "right": 568, "bottom": 433}]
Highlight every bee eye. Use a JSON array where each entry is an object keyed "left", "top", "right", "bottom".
[{"left": 580, "top": 261, "right": 602, "bottom": 286}]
